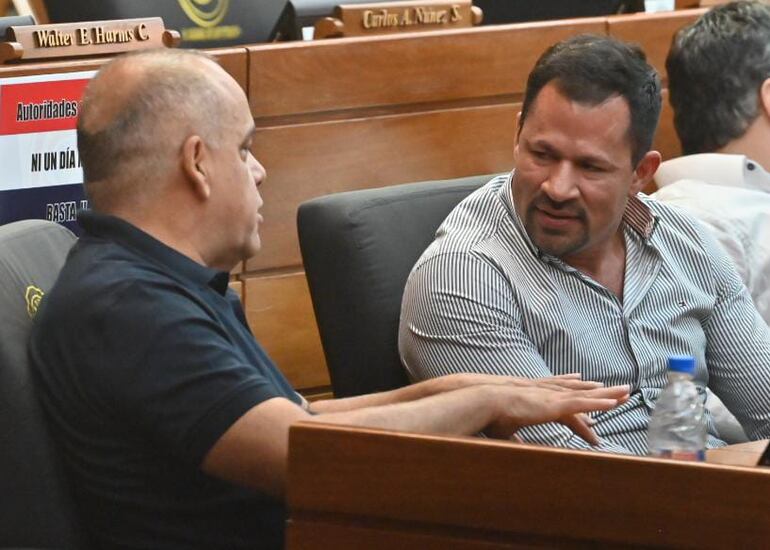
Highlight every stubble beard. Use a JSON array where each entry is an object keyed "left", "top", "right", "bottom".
[{"left": 524, "top": 195, "right": 589, "bottom": 259}]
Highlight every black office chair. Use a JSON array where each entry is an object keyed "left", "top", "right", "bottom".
[
  {"left": 0, "top": 220, "right": 83, "bottom": 549},
  {"left": 298, "top": 174, "right": 493, "bottom": 397}
]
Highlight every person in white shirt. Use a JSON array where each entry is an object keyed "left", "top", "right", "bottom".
[
  {"left": 652, "top": 1, "right": 770, "bottom": 443},
  {"left": 653, "top": 1, "right": 770, "bottom": 326}
]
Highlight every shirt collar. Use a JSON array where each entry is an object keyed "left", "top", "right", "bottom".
[
  {"left": 623, "top": 194, "right": 657, "bottom": 240},
  {"left": 502, "top": 170, "right": 658, "bottom": 261},
  {"left": 77, "top": 210, "right": 230, "bottom": 295},
  {"left": 655, "top": 153, "right": 770, "bottom": 194}
]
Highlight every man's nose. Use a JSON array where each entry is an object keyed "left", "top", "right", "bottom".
[
  {"left": 249, "top": 152, "right": 266, "bottom": 187},
  {"left": 541, "top": 161, "right": 579, "bottom": 203}
]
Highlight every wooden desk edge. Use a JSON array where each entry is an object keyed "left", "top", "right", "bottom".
[{"left": 290, "top": 421, "right": 769, "bottom": 471}]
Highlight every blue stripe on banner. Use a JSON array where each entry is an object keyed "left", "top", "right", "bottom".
[{"left": 0, "top": 183, "right": 88, "bottom": 235}]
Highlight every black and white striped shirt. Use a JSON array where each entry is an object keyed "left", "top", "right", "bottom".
[{"left": 399, "top": 173, "right": 770, "bottom": 455}]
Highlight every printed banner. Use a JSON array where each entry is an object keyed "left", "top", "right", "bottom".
[{"left": 0, "top": 70, "right": 95, "bottom": 233}]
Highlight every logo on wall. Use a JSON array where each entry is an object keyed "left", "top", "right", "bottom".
[
  {"left": 177, "top": 0, "right": 241, "bottom": 43},
  {"left": 177, "top": 0, "right": 230, "bottom": 28}
]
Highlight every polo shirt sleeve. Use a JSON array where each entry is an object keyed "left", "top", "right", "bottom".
[
  {"left": 84, "top": 279, "right": 292, "bottom": 467},
  {"left": 399, "top": 251, "right": 632, "bottom": 454}
]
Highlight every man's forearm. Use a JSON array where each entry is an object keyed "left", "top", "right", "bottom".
[
  {"left": 309, "top": 383, "right": 627, "bottom": 442},
  {"left": 308, "top": 384, "right": 501, "bottom": 436},
  {"left": 309, "top": 373, "right": 602, "bottom": 415},
  {"left": 308, "top": 374, "right": 479, "bottom": 414},
  {"left": 203, "top": 384, "right": 627, "bottom": 498}
]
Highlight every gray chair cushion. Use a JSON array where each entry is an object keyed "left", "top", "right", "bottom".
[
  {"left": 298, "top": 174, "right": 493, "bottom": 397},
  {"left": 0, "top": 220, "right": 81, "bottom": 549}
]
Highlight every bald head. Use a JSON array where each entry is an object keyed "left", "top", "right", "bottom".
[{"left": 78, "top": 49, "right": 240, "bottom": 211}]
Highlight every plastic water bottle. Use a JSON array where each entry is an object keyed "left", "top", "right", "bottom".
[{"left": 648, "top": 355, "right": 706, "bottom": 461}]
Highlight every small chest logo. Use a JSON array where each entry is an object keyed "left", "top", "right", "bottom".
[{"left": 25, "top": 285, "right": 44, "bottom": 318}]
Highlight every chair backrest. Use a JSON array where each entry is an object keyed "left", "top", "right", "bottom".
[
  {"left": 298, "top": 174, "right": 492, "bottom": 397},
  {"left": 0, "top": 15, "right": 36, "bottom": 39},
  {"left": 0, "top": 219, "right": 81, "bottom": 548}
]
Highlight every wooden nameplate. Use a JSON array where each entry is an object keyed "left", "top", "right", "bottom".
[
  {"left": 1, "top": 18, "right": 181, "bottom": 64},
  {"left": 314, "top": 0, "right": 482, "bottom": 39}
]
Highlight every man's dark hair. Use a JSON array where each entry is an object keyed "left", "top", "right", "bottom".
[
  {"left": 519, "top": 34, "right": 661, "bottom": 166},
  {"left": 666, "top": 1, "right": 770, "bottom": 155}
]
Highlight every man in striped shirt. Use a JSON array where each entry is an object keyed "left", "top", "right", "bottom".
[{"left": 399, "top": 34, "right": 770, "bottom": 455}]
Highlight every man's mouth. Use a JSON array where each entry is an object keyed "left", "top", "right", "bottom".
[
  {"left": 533, "top": 205, "right": 583, "bottom": 230},
  {"left": 537, "top": 206, "right": 578, "bottom": 218}
]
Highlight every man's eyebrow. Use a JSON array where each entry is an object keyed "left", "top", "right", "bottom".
[
  {"left": 240, "top": 125, "right": 257, "bottom": 146},
  {"left": 528, "top": 138, "right": 617, "bottom": 168},
  {"left": 524, "top": 138, "right": 560, "bottom": 156},
  {"left": 575, "top": 153, "right": 615, "bottom": 168},
  {"left": 528, "top": 139, "right": 556, "bottom": 152}
]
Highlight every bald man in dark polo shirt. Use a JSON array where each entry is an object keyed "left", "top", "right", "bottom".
[{"left": 28, "top": 49, "right": 629, "bottom": 550}]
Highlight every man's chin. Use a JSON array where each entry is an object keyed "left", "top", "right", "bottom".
[
  {"left": 244, "top": 240, "right": 261, "bottom": 260},
  {"left": 531, "top": 233, "right": 584, "bottom": 259},
  {"left": 525, "top": 214, "right": 584, "bottom": 253}
]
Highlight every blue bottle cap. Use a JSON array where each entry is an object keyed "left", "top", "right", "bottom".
[{"left": 668, "top": 355, "right": 696, "bottom": 374}]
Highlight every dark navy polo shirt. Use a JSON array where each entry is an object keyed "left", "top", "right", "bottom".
[{"left": 29, "top": 211, "right": 301, "bottom": 550}]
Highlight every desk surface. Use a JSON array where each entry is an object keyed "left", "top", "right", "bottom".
[{"left": 707, "top": 439, "right": 767, "bottom": 467}]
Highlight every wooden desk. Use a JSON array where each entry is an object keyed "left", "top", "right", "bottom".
[{"left": 287, "top": 423, "right": 770, "bottom": 548}]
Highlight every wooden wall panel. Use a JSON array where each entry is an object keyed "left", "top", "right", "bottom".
[
  {"left": 210, "top": 47, "right": 249, "bottom": 92},
  {"left": 0, "top": 48, "right": 248, "bottom": 87},
  {"left": 0, "top": 58, "right": 106, "bottom": 78},
  {"left": 228, "top": 280, "right": 243, "bottom": 300},
  {"left": 248, "top": 103, "right": 517, "bottom": 271},
  {"left": 247, "top": 99, "right": 682, "bottom": 270},
  {"left": 676, "top": 0, "right": 702, "bottom": 7},
  {"left": 243, "top": 272, "right": 329, "bottom": 391},
  {"left": 247, "top": 19, "right": 605, "bottom": 118}
]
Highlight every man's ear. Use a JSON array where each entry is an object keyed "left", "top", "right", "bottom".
[
  {"left": 181, "top": 135, "right": 211, "bottom": 200},
  {"left": 514, "top": 111, "right": 522, "bottom": 164},
  {"left": 630, "top": 150, "right": 662, "bottom": 196},
  {"left": 760, "top": 77, "right": 770, "bottom": 119}
]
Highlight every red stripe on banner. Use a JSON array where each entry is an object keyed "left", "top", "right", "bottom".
[{"left": 0, "top": 79, "right": 90, "bottom": 136}]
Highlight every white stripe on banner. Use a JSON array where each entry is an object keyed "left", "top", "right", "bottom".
[
  {"left": 0, "top": 70, "right": 97, "bottom": 87},
  {"left": 0, "top": 130, "right": 83, "bottom": 191}
]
